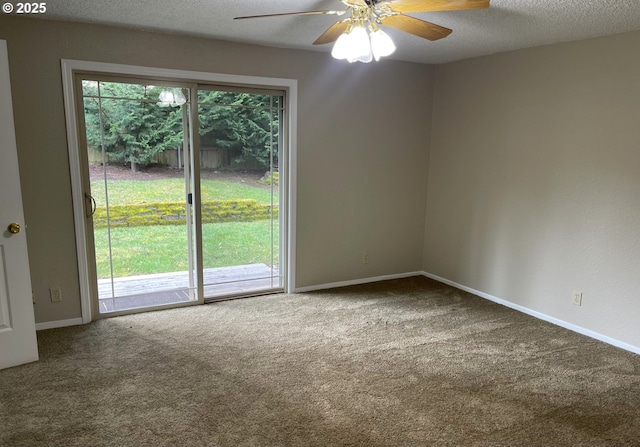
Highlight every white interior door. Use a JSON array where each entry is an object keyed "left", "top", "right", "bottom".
[{"left": 0, "top": 40, "right": 38, "bottom": 369}]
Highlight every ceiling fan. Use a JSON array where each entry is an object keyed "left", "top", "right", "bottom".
[{"left": 235, "top": 0, "right": 490, "bottom": 62}]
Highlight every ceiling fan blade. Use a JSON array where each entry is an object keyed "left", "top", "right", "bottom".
[
  {"left": 234, "top": 10, "right": 342, "bottom": 20},
  {"left": 381, "top": 0, "right": 489, "bottom": 13},
  {"left": 380, "top": 14, "right": 452, "bottom": 41},
  {"left": 313, "top": 20, "right": 351, "bottom": 45}
]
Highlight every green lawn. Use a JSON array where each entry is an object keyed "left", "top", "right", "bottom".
[
  {"left": 92, "top": 176, "right": 279, "bottom": 278},
  {"left": 90, "top": 178, "right": 277, "bottom": 205},
  {"left": 95, "top": 221, "right": 279, "bottom": 278}
]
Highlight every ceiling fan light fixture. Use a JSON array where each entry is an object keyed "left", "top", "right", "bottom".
[
  {"left": 236, "top": 0, "right": 490, "bottom": 64},
  {"left": 370, "top": 28, "right": 396, "bottom": 61},
  {"left": 157, "top": 89, "right": 186, "bottom": 107},
  {"left": 331, "top": 24, "right": 374, "bottom": 63}
]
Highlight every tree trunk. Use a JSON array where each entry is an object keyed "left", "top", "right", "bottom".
[{"left": 131, "top": 161, "right": 138, "bottom": 173}]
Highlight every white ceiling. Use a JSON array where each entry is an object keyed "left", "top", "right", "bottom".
[{"left": 28, "top": 0, "right": 640, "bottom": 64}]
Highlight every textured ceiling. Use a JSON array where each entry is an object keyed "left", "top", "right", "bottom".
[{"left": 20, "top": 0, "right": 640, "bottom": 64}]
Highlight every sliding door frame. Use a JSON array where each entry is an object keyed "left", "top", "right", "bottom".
[
  {"left": 61, "top": 60, "right": 297, "bottom": 324},
  {"left": 73, "top": 75, "right": 201, "bottom": 317}
]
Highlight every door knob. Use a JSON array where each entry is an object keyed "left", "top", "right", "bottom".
[{"left": 7, "top": 223, "right": 20, "bottom": 234}]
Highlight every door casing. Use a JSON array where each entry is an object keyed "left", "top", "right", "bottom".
[{"left": 61, "top": 60, "right": 297, "bottom": 323}]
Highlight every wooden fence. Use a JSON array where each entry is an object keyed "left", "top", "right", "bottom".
[{"left": 88, "top": 146, "right": 263, "bottom": 170}]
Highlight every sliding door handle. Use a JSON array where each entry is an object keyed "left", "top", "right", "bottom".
[{"left": 85, "top": 193, "right": 97, "bottom": 217}]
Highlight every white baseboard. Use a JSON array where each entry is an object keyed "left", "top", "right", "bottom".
[
  {"left": 295, "top": 271, "right": 424, "bottom": 293},
  {"left": 35, "top": 273, "right": 422, "bottom": 331},
  {"left": 33, "top": 273, "right": 640, "bottom": 355},
  {"left": 36, "top": 317, "right": 83, "bottom": 331},
  {"left": 422, "top": 271, "right": 640, "bottom": 356}
]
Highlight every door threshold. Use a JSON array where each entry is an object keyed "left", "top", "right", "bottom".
[{"left": 204, "top": 288, "right": 285, "bottom": 304}]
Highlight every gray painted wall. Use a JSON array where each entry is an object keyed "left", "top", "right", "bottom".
[
  {"left": 425, "top": 31, "right": 640, "bottom": 348},
  {"left": 0, "top": 16, "right": 433, "bottom": 324},
  {"left": 2, "top": 14, "right": 638, "bottom": 351}
]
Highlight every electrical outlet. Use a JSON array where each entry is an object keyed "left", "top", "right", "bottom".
[
  {"left": 50, "top": 287, "right": 62, "bottom": 303},
  {"left": 572, "top": 291, "right": 582, "bottom": 306},
  {"left": 363, "top": 254, "right": 370, "bottom": 265}
]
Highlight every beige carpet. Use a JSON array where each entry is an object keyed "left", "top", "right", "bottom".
[{"left": 1, "top": 276, "right": 639, "bottom": 446}]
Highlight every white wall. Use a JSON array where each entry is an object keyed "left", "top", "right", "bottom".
[{"left": 424, "top": 30, "right": 640, "bottom": 349}]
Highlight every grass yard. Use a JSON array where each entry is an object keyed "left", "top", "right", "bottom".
[
  {"left": 94, "top": 221, "right": 279, "bottom": 278},
  {"left": 91, "top": 173, "right": 279, "bottom": 278},
  {"left": 90, "top": 178, "right": 277, "bottom": 206}
]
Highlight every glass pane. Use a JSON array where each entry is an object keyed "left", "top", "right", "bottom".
[
  {"left": 82, "top": 80, "right": 195, "bottom": 313},
  {"left": 198, "top": 89, "right": 283, "bottom": 297}
]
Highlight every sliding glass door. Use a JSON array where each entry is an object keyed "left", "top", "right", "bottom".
[
  {"left": 197, "top": 87, "right": 283, "bottom": 298},
  {"left": 77, "top": 75, "right": 286, "bottom": 316},
  {"left": 81, "top": 80, "right": 197, "bottom": 313}
]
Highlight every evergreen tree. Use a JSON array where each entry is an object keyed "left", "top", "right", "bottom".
[
  {"left": 83, "top": 82, "right": 184, "bottom": 172},
  {"left": 83, "top": 81, "right": 280, "bottom": 171},
  {"left": 198, "top": 91, "right": 279, "bottom": 168}
]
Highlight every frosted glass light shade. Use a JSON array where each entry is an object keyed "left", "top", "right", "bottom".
[
  {"left": 158, "top": 89, "right": 187, "bottom": 107},
  {"left": 158, "top": 90, "right": 174, "bottom": 107},
  {"left": 173, "top": 90, "right": 186, "bottom": 106},
  {"left": 331, "top": 32, "right": 351, "bottom": 60},
  {"left": 370, "top": 29, "right": 396, "bottom": 61},
  {"left": 347, "top": 26, "right": 372, "bottom": 63},
  {"left": 348, "top": 49, "right": 373, "bottom": 63},
  {"left": 331, "top": 24, "right": 394, "bottom": 63}
]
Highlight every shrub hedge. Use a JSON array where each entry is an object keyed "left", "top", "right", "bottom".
[{"left": 93, "top": 199, "right": 278, "bottom": 228}]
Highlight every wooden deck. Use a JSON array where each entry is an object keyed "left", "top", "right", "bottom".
[{"left": 98, "top": 263, "right": 281, "bottom": 313}]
